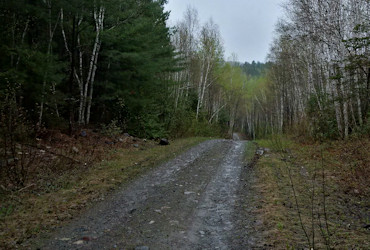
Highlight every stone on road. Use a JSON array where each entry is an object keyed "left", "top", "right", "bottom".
[
  {"left": 38, "top": 139, "right": 256, "bottom": 249},
  {"left": 232, "top": 133, "right": 241, "bottom": 141}
]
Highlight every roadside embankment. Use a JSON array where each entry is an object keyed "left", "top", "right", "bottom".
[
  {"left": 253, "top": 135, "right": 370, "bottom": 249},
  {"left": 0, "top": 136, "right": 207, "bottom": 248}
]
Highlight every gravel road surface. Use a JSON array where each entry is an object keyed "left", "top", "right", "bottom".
[{"left": 38, "top": 138, "right": 258, "bottom": 249}]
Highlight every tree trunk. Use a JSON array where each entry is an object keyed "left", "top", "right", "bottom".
[
  {"left": 86, "top": 6, "right": 104, "bottom": 125},
  {"left": 356, "top": 80, "right": 363, "bottom": 126},
  {"left": 196, "top": 55, "right": 205, "bottom": 120},
  {"left": 68, "top": 15, "right": 77, "bottom": 135}
]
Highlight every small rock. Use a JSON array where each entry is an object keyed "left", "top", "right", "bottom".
[
  {"left": 135, "top": 246, "right": 150, "bottom": 250},
  {"left": 72, "top": 146, "right": 79, "bottom": 153},
  {"left": 118, "top": 138, "right": 124, "bottom": 142},
  {"left": 73, "top": 240, "right": 84, "bottom": 245},
  {"left": 159, "top": 138, "right": 169, "bottom": 145},
  {"left": 184, "top": 191, "right": 195, "bottom": 195},
  {"left": 59, "top": 238, "right": 71, "bottom": 241},
  {"left": 149, "top": 220, "right": 155, "bottom": 225},
  {"left": 133, "top": 144, "right": 139, "bottom": 148},
  {"left": 154, "top": 209, "right": 162, "bottom": 214},
  {"left": 169, "top": 220, "right": 179, "bottom": 226},
  {"left": 256, "top": 148, "right": 264, "bottom": 156},
  {"left": 199, "top": 230, "right": 205, "bottom": 235},
  {"left": 129, "top": 208, "right": 137, "bottom": 214},
  {"left": 80, "top": 130, "right": 87, "bottom": 137},
  {"left": 143, "top": 139, "right": 147, "bottom": 142}
]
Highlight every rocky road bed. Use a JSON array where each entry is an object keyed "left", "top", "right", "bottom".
[{"left": 36, "top": 139, "right": 259, "bottom": 249}]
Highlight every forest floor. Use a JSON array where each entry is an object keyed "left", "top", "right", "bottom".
[{"left": 254, "top": 135, "right": 370, "bottom": 249}]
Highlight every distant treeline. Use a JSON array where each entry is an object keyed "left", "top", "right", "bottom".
[{"left": 241, "top": 61, "right": 272, "bottom": 78}]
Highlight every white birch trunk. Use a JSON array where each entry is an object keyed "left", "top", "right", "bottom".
[
  {"left": 340, "top": 80, "right": 349, "bottom": 139},
  {"left": 331, "top": 77, "right": 344, "bottom": 138},
  {"left": 196, "top": 55, "right": 205, "bottom": 120},
  {"left": 356, "top": 77, "right": 363, "bottom": 126},
  {"left": 86, "top": 6, "right": 104, "bottom": 124}
]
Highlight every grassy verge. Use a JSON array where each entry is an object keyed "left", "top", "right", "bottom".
[
  {"left": 254, "top": 135, "right": 370, "bottom": 249},
  {"left": 244, "top": 141, "right": 257, "bottom": 163},
  {"left": 0, "top": 137, "right": 208, "bottom": 248}
]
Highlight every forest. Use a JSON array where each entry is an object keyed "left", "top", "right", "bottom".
[
  {"left": 0, "top": 0, "right": 268, "bottom": 141},
  {"left": 1, "top": 0, "right": 369, "bottom": 184},
  {"left": 0, "top": 0, "right": 369, "bottom": 248},
  {"left": 1, "top": 0, "right": 368, "bottom": 141}
]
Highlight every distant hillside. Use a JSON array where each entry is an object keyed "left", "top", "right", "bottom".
[{"left": 241, "top": 61, "right": 272, "bottom": 77}]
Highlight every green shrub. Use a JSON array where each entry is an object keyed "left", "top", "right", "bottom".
[
  {"left": 142, "top": 113, "right": 166, "bottom": 139},
  {"left": 307, "top": 94, "right": 339, "bottom": 140},
  {"left": 101, "top": 119, "right": 122, "bottom": 137},
  {"left": 188, "top": 118, "right": 223, "bottom": 137},
  {"left": 168, "top": 108, "right": 194, "bottom": 138}
]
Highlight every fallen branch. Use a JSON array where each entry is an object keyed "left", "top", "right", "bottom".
[{"left": 16, "top": 183, "right": 36, "bottom": 193}]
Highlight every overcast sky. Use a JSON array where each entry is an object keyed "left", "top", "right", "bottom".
[{"left": 164, "top": 0, "right": 284, "bottom": 63}]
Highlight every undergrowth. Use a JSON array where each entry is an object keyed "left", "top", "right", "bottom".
[{"left": 254, "top": 135, "right": 370, "bottom": 248}]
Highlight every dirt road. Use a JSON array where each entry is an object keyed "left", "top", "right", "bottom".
[{"left": 38, "top": 138, "right": 258, "bottom": 249}]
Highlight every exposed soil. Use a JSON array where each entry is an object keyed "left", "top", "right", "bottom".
[{"left": 33, "top": 138, "right": 261, "bottom": 249}]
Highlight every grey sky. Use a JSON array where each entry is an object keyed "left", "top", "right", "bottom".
[{"left": 164, "top": 0, "right": 284, "bottom": 63}]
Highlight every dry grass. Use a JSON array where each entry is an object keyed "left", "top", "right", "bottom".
[
  {"left": 0, "top": 136, "right": 208, "bottom": 248},
  {"left": 254, "top": 135, "right": 370, "bottom": 249}
]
